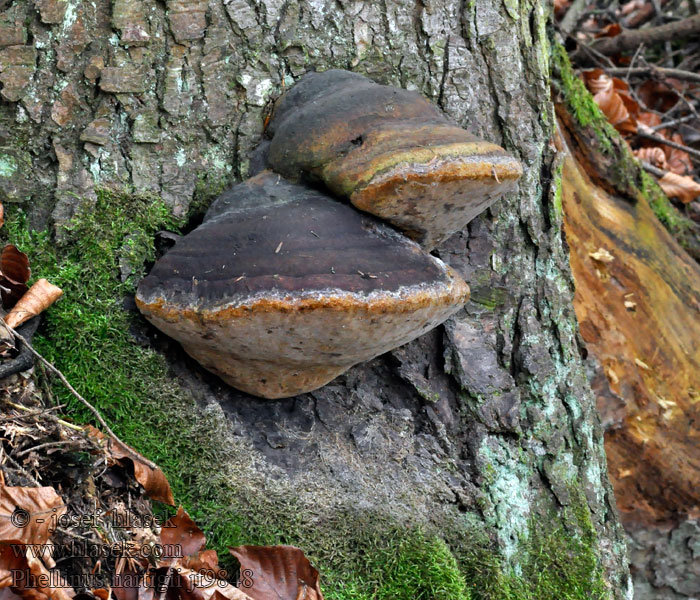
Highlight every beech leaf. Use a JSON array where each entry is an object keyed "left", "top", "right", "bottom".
[
  {"left": 0, "top": 246, "right": 30, "bottom": 309},
  {"left": 658, "top": 172, "right": 700, "bottom": 204},
  {"left": 0, "top": 486, "right": 65, "bottom": 545},
  {"left": 583, "top": 70, "right": 638, "bottom": 134},
  {"left": 634, "top": 147, "right": 668, "bottom": 170},
  {"left": 228, "top": 546, "right": 324, "bottom": 600},
  {"left": 4, "top": 280, "right": 63, "bottom": 330},
  {"left": 161, "top": 507, "right": 206, "bottom": 558},
  {"left": 84, "top": 426, "right": 174, "bottom": 505}
]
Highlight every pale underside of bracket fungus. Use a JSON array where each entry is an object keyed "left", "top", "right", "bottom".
[
  {"left": 136, "top": 172, "right": 469, "bottom": 399},
  {"left": 266, "top": 69, "right": 524, "bottom": 250}
]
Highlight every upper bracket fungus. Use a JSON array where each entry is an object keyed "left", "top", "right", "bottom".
[
  {"left": 266, "top": 69, "right": 523, "bottom": 250},
  {"left": 136, "top": 171, "right": 469, "bottom": 399}
]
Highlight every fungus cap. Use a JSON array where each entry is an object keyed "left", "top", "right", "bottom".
[
  {"left": 267, "top": 69, "right": 524, "bottom": 249},
  {"left": 136, "top": 171, "right": 469, "bottom": 399}
]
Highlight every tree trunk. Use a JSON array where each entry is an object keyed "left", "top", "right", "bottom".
[{"left": 0, "top": 0, "right": 631, "bottom": 596}]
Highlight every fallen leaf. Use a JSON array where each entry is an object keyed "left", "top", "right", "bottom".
[
  {"left": 0, "top": 246, "right": 30, "bottom": 309},
  {"left": 554, "top": 0, "right": 571, "bottom": 19},
  {"left": 161, "top": 507, "right": 205, "bottom": 558},
  {"left": 84, "top": 426, "right": 174, "bottom": 505},
  {"left": 176, "top": 568, "right": 251, "bottom": 600},
  {"left": 1, "top": 539, "right": 74, "bottom": 600},
  {"left": 229, "top": 546, "right": 324, "bottom": 600},
  {"left": 658, "top": 172, "right": 700, "bottom": 204},
  {"left": 583, "top": 70, "right": 638, "bottom": 134},
  {"left": 634, "top": 147, "right": 668, "bottom": 170},
  {"left": 0, "top": 486, "right": 66, "bottom": 545},
  {"left": 4, "top": 280, "right": 63, "bottom": 329},
  {"left": 665, "top": 134, "right": 692, "bottom": 175},
  {"left": 595, "top": 23, "right": 622, "bottom": 38}
]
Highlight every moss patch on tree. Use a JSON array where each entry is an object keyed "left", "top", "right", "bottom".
[{"left": 2, "top": 190, "right": 611, "bottom": 599}]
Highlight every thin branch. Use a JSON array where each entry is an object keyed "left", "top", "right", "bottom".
[
  {"left": 592, "top": 14, "right": 700, "bottom": 55},
  {"left": 652, "top": 115, "right": 697, "bottom": 130},
  {"left": 602, "top": 66, "right": 700, "bottom": 85},
  {"left": 640, "top": 160, "right": 667, "bottom": 178},
  {"left": 636, "top": 130, "right": 700, "bottom": 162},
  {"left": 1, "top": 452, "right": 42, "bottom": 486},
  {"left": 5, "top": 324, "right": 157, "bottom": 470},
  {"left": 6, "top": 401, "right": 84, "bottom": 431},
  {"left": 15, "top": 440, "right": 81, "bottom": 458}
]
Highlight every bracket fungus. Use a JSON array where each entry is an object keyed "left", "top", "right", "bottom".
[
  {"left": 136, "top": 171, "right": 469, "bottom": 399},
  {"left": 266, "top": 69, "right": 523, "bottom": 249}
]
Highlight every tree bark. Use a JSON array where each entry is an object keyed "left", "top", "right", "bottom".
[{"left": 0, "top": 0, "right": 631, "bottom": 596}]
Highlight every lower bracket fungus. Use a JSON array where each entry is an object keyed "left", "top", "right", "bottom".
[
  {"left": 136, "top": 171, "right": 469, "bottom": 399},
  {"left": 266, "top": 69, "right": 524, "bottom": 249}
]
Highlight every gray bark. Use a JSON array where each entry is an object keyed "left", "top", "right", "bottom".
[{"left": 0, "top": 0, "right": 631, "bottom": 595}]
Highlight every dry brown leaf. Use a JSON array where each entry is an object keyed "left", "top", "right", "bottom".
[
  {"left": 637, "top": 112, "right": 663, "bottom": 134},
  {"left": 665, "top": 134, "right": 692, "bottom": 175},
  {"left": 229, "top": 546, "right": 324, "bottom": 600},
  {"left": 583, "top": 70, "right": 638, "bottom": 134},
  {"left": 0, "top": 246, "right": 30, "bottom": 309},
  {"left": 4, "top": 280, "right": 63, "bottom": 329},
  {"left": 0, "top": 486, "right": 66, "bottom": 545},
  {"left": 176, "top": 568, "right": 251, "bottom": 600},
  {"left": 634, "top": 147, "right": 668, "bottom": 170},
  {"left": 182, "top": 549, "right": 219, "bottom": 573},
  {"left": 595, "top": 23, "right": 622, "bottom": 38},
  {"left": 583, "top": 69, "right": 609, "bottom": 95},
  {"left": 0, "top": 204, "right": 4, "bottom": 230},
  {"left": 658, "top": 172, "right": 700, "bottom": 204},
  {"left": 637, "top": 78, "right": 689, "bottom": 114},
  {"left": 554, "top": 0, "right": 571, "bottom": 19},
  {"left": 161, "top": 507, "right": 206, "bottom": 558},
  {"left": 1, "top": 537, "right": 74, "bottom": 600},
  {"left": 84, "top": 426, "right": 174, "bottom": 505}
]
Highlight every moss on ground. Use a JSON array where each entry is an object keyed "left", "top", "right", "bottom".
[{"left": 2, "top": 190, "right": 611, "bottom": 599}]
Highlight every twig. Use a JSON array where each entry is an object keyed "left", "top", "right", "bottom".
[
  {"left": 652, "top": 115, "right": 697, "bottom": 130},
  {"left": 640, "top": 160, "right": 667, "bottom": 178},
  {"left": 1, "top": 452, "right": 42, "bottom": 486},
  {"left": 15, "top": 440, "right": 80, "bottom": 458},
  {"left": 6, "top": 401, "right": 84, "bottom": 431},
  {"left": 602, "top": 66, "right": 700, "bottom": 85},
  {"left": 636, "top": 130, "right": 700, "bottom": 161},
  {"left": 591, "top": 14, "right": 700, "bottom": 55},
  {"left": 571, "top": 35, "right": 617, "bottom": 69},
  {"left": 5, "top": 325, "right": 158, "bottom": 470}
]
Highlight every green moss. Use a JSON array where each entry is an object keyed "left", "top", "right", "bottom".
[
  {"left": 458, "top": 489, "right": 607, "bottom": 600},
  {"left": 2, "top": 190, "right": 611, "bottom": 599},
  {"left": 190, "top": 170, "right": 234, "bottom": 221},
  {"left": 551, "top": 44, "right": 614, "bottom": 154}
]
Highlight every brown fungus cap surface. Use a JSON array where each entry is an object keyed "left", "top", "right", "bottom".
[
  {"left": 267, "top": 69, "right": 524, "bottom": 249},
  {"left": 136, "top": 171, "right": 469, "bottom": 399}
]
